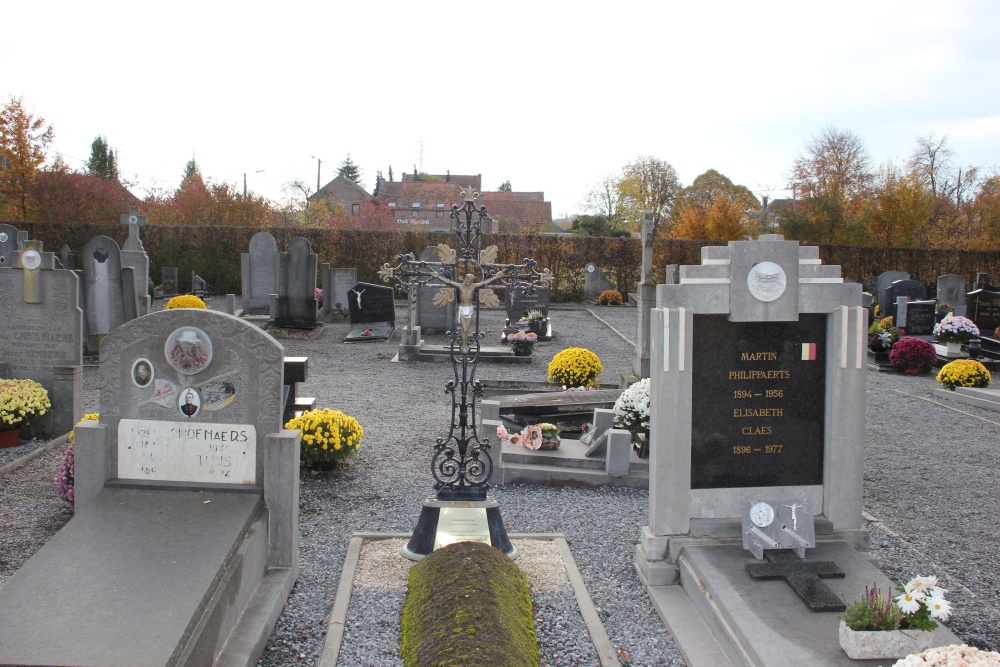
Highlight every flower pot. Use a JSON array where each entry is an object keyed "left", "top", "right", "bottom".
[
  {"left": 537, "top": 435, "right": 560, "bottom": 450},
  {"left": 946, "top": 341, "right": 962, "bottom": 355},
  {"left": 512, "top": 348, "right": 532, "bottom": 357},
  {"left": 901, "top": 367, "right": 925, "bottom": 375},
  {"left": 0, "top": 428, "right": 21, "bottom": 448},
  {"left": 838, "top": 620, "right": 935, "bottom": 660}
]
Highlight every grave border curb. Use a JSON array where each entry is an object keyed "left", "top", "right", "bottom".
[
  {"left": 317, "top": 532, "right": 619, "bottom": 667},
  {"left": 0, "top": 432, "right": 71, "bottom": 479}
]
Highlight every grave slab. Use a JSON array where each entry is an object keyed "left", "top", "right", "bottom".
[{"left": 647, "top": 540, "right": 959, "bottom": 667}]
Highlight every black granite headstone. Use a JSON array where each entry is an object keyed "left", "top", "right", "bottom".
[
  {"left": 161, "top": 267, "right": 179, "bottom": 297},
  {"left": 886, "top": 279, "right": 926, "bottom": 320},
  {"left": 900, "top": 299, "right": 936, "bottom": 336},
  {"left": 345, "top": 282, "right": 396, "bottom": 342},
  {"left": 691, "top": 315, "right": 826, "bottom": 489},
  {"left": 506, "top": 285, "right": 550, "bottom": 320},
  {"left": 968, "top": 288, "right": 1000, "bottom": 336}
]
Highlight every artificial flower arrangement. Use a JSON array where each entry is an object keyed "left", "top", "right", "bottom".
[
  {"left": 506, "top": 331, "right": 538, "bottom": 356},
  {"left": 285, "top": 408, "right": 363, "bottom": 466},
  {"left": 869, "top": 319, "right": 900, "bottom": 352},
  {"left": 315, "top": 287, "right": 323, "bottom": 303},
  {"left": 519, "top": 309, "right": 545, "bottom": 323},
  {"left": 54, "top": 412, "right": 99, "bottom": 506},
  {"left": 933, "top": 315, "right": 979, "bottom": 344},
  {"left": 362, "top": 329, "right": 373, "bottom": 336},
  {"left": 164, "top": 294, "right": 207, "bottom": 309},
  {"left": 547, "top": 347, "right": 603, "bottom": 388},
  {"left": 888, "top": 337, "right": 937, "bottom": 373},
  {"left": 840, "top": 575, "right": 950, "bottom": 632},
  {"left": 936, "top": 359, "right": 991, "bottom": 391},
  {"left": 892, "top": 644, "right": 1000, "bottom": 666},
  {"left": 613, "top": 377, "right": 650, "bottom": 438},
  {"left": 496, "top": 422, "right": 561, "bottom": 450},
  {"left": 598, "top": 290, "right": 623, "bottom": 305},
  {"left": 0, "top": 378, "right": 51, "bottom": 432}
]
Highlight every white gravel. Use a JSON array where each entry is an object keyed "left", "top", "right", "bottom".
[{"left": 1, "top": 299, "right": 998, "bottom": 667}]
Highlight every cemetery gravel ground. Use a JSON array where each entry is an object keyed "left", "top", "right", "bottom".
[{"left": 1, "top": 300, "right": 998, "bottom": 666}]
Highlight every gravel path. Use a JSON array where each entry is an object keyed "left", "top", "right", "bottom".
[{"left": 1, "top": 300, "right": 998, "bottom": 667}]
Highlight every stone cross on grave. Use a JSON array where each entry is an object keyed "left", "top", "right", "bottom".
[
  {"left": 745, "top": 550, "right": 846, "bottom": 612},
  {"left": 640, "top": 210, "right": 655, "bottom": 284},
  {"left": 120, "top": 206, "right": 148, "bottom": 251},
  {"left": 15, "top": 240, "right": 56, "bottom": 303}
]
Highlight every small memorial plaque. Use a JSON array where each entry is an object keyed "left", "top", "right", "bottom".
[
  {"left": 117, "top": 419, "right": 257, "bottom": 484},
  {"left": 434, "top": 507, "right": 491, "bottom": 549},
  {"left": 900, "top": 300, "right": 935, "bottom": 336},
  {"left": 691, "top": 314, "right": 826, "bottom": 489}
]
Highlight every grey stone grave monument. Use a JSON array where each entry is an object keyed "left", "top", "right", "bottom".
[
  {"left": 58, "top": 244, "right": 75, "bottom": 270},
  {"left": 937, "top": 273, "right": 967, "bottom": 316},
  {"left": 161, "top": 267, "right": 179, "bottom": 297},
  {"left": 81, "top": 235, "right": 140, "bottom": 355},
  {"left": 583, "top": 263, "right": 615, "bottom": 300},
  {"left": 0, "top": 223, "right": 27, "bottom": 267},
  {"left": 270, "top": 237, "right": 319, "bottom": 329},
  {"left": 633, "top": 211, "right": 656, "bottom": 379},
  {"left": 0, "top": 239, "right": 83, "bottom": 437},
  {"left": 896, "top": 299, "right": 936, "bottom": 337},
  {"left": 120, "top": 206, "right": 151, "bottom": 315},
  {"left": 319, "top": 265, "right": 357, "bottom": 317},
  {"left": 191, "top": 271, "right": 208, "bottom": 297},
  {"left": 345, "top": 281, "right": 396, "bottom": 342},
  {"left": 876, "top": 269, "right": 909, "bottom": 315},
  {"left": 631, "top": 235, "right": 961, "bottom": 665},
  {"left": 241, "top": 231, "right": 279, "bottom": 314},
  {"left": 0, "top": 308, "right": 300, "bottom": 667},
  {"left": 885, "top": 278, "right": 926, "bottom": 320},
  {"left": 417, "top": 246, "right": 456, "bottom": 335}
]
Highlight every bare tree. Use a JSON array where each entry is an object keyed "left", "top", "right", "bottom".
[
  {"left": 790, "top": 126, "right": 873, "bottom": 200},
  {"left": 908, "top": 133, "right": 954, "bottom": 198},
  {"left": 584, "top": 174, "right": 628, "bottom": 231}
]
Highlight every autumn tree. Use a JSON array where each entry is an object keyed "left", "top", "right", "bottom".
[
  {"left": 338, "top": 154, "right": 363, "bottom": 186},
  {"left": 86, "top": 136, "right": 118, "bottom": 180},
  {"left": 618, "top": 155, "right": 680, "bottom": 236},
  {"left": 862, "top": 165, "right": 932, "bottom": 247},
  {"left": 0, "top": 96, "right": 54, "bottom": 221},
  {"left": 669, "top": 170, "right": 759, "bottom": 241},
  {"left": 785, "top": 126, "right": 874, "bottom": 243},
  {"left": 352, "top": 198, "right": 395, "bottom": 230},
  {"left": 583, "top": 174, "right": 628, "bottom": 232}
]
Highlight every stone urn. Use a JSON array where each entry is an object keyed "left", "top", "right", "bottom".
[{"left": 838, "top": 620, "right": 935, "bottom": 660}]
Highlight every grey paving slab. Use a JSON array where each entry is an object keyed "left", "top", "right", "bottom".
[{"left": 0, "top": 486, "right": 261, "bottom": 667}]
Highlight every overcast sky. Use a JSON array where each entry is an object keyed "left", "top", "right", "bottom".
[{"left": 4, "top": 0, "right": 998, "bottom": 218}]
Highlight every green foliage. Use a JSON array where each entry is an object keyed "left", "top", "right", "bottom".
[
  {"left": 400, "top": 542, "right": 537, "bottom": 667},
  {"left": 497, "top": 180, "right": 512, "bottom": 192},
  {"left": 338, "top": 154, "right": 363, "bottom": 186},
  {"left": 86, "top": 136, "right": 118, "bottom": 180},
  {"left": 183, "top": 158, "right": 200, "bottom": 180},
  {"left": 840, "top": 584, "right": 904, "bottom": 631}
]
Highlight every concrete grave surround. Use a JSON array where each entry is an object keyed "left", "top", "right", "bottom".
[
  {"left": 241, "top": 231, "right": 278, "bottom": 314},
  {"left": 0, "top": 242, "right": 83, "bottom": 436},
  {"left": 0, "top": 309, "right": 300, "bottom": 667},
  {"left": 637, "top": 235, "right": 867, "bottom": 584}
]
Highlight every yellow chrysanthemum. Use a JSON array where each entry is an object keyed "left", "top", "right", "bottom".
[
  {"left": 936, "top": 359, "right": 991, "bottom": 391},
  {"left": 0, "top": 379, "right": 51, "bottom": 432},
  {"left": 164, "top": 294, "right": 207, "bottom": 310},
  {"left": 548, "top": 347, "right": 603, "bottom": 388},
  {"left": 285, "top": 408, "right": 363, "bottom": 466}
]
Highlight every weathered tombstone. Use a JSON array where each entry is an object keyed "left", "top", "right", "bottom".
[
  {"left": 161, "top": 267, "right": 179, "bottom": 297},
  {"left": 968, "top": 287, "right": 1000, "bottom": 336},
  {"left": 583, "top": 264, "right": 615, "bottom": 300},
  {"left": 329, "top": 267, "right": 357, "bottom": 313},
  {"left": 0, "top": 308, "right": 300, "bottom": 667},
  {"left": 120, "top": 206, "right": 151, "bottom": 315},
  {"left": 191, "top": 271, "right": 208, "bottom": 297},
  {"left": 414, "top": 247, "right": 455, "bottom": 334},
  {"left": 636, "top": 234, "right": 885, "bottom": 664},
  {"left": 936, "top": 274, "right": 967, "bottom": 316},
  {"left": 0, "top": 223, "right": 25, "bottom": 267},
  {"left": 58, "top": 244, "right": 75, "bottom": 271},
  {"left": 81, "top": 235, "right": 138, "bottom": 355},
  {"left": 897, "top": 299, "right": 936, "bottom": 337},
  {"left": 0, "top": 240, "right": 82, "bottom": 437},
  {"left": 345, "top": 282, "right": 396, "bottom": 342},
  {"left": 633, "top": 211, "right": 656, "bottom": 378},
  {"left": 885, "top": 278, "right": 926, "bottom": 320},
  {"left": 506, "top": 285, "right": 552, "bottom": 340},
  {"left": 270, "top": 237, "right": 318, "bottom": 328},
  {"left": 876, "top": 270, "right": 909, "bottom": 314},
  {"left": 241, "top": 231, "right": 278, "bottom": 314}
]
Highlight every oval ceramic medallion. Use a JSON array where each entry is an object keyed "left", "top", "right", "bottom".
[{"left": 747, "top": 262, "right": 787, "bottom": 302}]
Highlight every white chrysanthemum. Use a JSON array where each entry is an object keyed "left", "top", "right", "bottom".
[{"left": 613, "top": 378, "right": 651, "bottom": 437}]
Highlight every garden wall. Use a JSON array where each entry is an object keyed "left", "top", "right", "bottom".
[{"left": 12, "top": 221, "right": 1000, "bottom": 301}]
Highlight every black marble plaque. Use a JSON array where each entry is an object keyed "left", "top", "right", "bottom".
[
  {"left": 347, "top": 282, "right": 396, "bottom": 326},
  {"left": 886, "top": 279, "right": 927, "bottom": 320},
  {"left": 969, "top": 288, "right": 1000, "bottom": 335},
  {"left": 691, "top": 315, "right": 826, "bottom": 489},
  {"left": 506, "top": 285, "right": 550, "bottom": 319},
  {"left": 902, "top": 300, "right": 935, "bottom": 336}
]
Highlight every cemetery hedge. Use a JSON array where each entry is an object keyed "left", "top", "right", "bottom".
[{"left": 15, "top": 221, "right": 1000, "bottom": 300}]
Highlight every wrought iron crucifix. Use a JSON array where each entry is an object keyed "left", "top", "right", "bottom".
[{"left": 379, "top": 187, "right": 552, "bottom": 501}]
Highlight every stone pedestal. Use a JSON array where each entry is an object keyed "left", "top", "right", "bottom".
[{"left": 633, "top": 280, "right": 656, "bottom": 378}]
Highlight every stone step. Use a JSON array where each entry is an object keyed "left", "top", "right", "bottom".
[{"left": 933, "top": 386, "right": 1000, "bottom": 412}]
